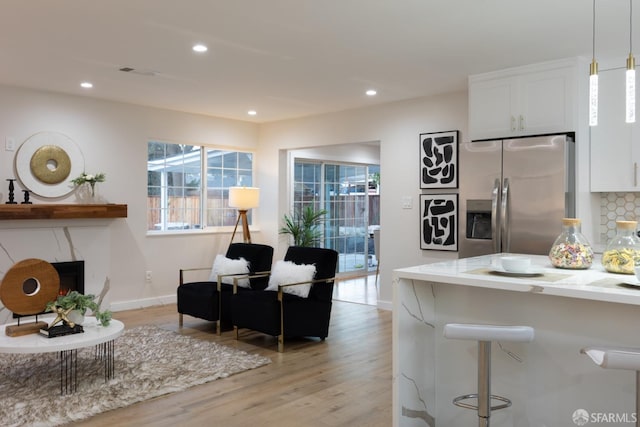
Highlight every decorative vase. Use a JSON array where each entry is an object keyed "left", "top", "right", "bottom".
[
  {"left": 67, "top": 309, "right": 85, "bottom": 326},
  {"left": 78, "top": 182, "right": 99, "bottom": 203}
]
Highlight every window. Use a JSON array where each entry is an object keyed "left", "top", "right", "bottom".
[{"left": 147, "top": 141, "right": 254, "bottom": 232}]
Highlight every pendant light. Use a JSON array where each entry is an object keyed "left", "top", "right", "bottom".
[
  {"left": 589, "top": 0, "right": 598, "bottom": 126},
  {"left": 626, "top": 0, "right": 636, "bottom": 123}
]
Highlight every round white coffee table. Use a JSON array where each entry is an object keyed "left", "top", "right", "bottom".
[{"left": 0, "top": 316, "right": 124, "bottom": 394}]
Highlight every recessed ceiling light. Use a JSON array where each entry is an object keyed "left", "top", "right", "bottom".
[
  {"left": 248, "top": 110, "right": 257, "bottom": 116},
  {"left": 80, "top": 82, "right": 93, "bottom": 89},
  {"left": 192, "top": 44, "right": 208, "bottom": 53},
  {"left": 366, "top": 89, "right": 377, "bottom": 96}
]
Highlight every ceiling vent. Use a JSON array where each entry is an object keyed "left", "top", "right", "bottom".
[{"left": 118, "top": 67, "right": 157, "bottom": 76}]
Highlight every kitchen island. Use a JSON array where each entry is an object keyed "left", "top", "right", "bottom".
[{"left": 393, "top": 254, "right": 640, "bottom": 427}]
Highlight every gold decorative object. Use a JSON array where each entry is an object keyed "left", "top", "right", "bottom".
[
  {"left": 16, "top": 131, "right": 85, "bottom": 198},
  {"left": 48, "top": 305, "right": 76, "bottom": 329},
  {"left": 29, "top": 145, "right": 72, "bottom": 184}
]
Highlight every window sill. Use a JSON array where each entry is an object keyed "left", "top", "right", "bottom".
[{"left": 146, "top": 226, "right": 260, "bottom": 237}]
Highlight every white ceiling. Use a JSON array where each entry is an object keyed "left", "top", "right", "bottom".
[{"left": 0, "top": 1, "right": 636, "bottom": 123}]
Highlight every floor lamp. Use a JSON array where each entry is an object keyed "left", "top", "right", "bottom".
[{"left": 228, "top": 186, "right": 259, "bottom": 245}]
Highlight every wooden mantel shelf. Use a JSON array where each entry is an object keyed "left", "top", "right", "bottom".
[{"left": 0, "top": 204, "right": 128, "bottom": 220}]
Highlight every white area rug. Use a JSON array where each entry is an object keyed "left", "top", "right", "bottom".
[{"left": 0, "top": 325, "right": 271, "bottom": 426}]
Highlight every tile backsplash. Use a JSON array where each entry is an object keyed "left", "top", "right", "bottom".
[{"left": 600, "top": 193, "right": 640, "bottom": 241}]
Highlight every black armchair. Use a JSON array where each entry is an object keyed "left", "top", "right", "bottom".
[
  {"left": 231, "top": 246, "right": 338, "bottom": 352},
  {"left": 177, "top": 243, "right": 274, "bottom": 334}
]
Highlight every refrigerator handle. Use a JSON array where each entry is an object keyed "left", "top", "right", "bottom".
[
  {"left": 491, "top": 178, "right": 501, "bottom": 253},
  {"left": 501, "top": 178, "right": 510, "bottom": 253}
]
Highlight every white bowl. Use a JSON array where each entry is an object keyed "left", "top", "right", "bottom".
[
  {"left": 635, "top": 266, "right": 640, "bottom": 282},
  {"left": 501, "top": 256, "right": 532, "bottom": 273}
]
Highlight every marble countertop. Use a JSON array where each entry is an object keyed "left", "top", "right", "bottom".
[{"left": 393, "top": 253, "right": 640, "bottom": 306}]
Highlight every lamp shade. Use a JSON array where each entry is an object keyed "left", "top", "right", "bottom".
[{"left": 228, "top": 187, "right": 260, "bottom": 210}]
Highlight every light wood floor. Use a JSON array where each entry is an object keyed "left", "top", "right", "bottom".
[
  {"left": 333, "top": 274, "right": 379, "bottom": 306},
  {"left": 69, "top": 300, "right": 392, "bottom": 427}
]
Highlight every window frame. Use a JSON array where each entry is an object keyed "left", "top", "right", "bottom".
[{"left": 147, "top": 140, "right": 256, "bottom": 235}]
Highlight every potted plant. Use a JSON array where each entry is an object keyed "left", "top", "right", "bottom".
[
  {"left": 279, "top": 206, "right": 328, "bottom": 247},
  {"left": 71, "top": 172, "right": 106, "bottom": 198},
  {"left": 45, "top": 291, "right": 112, "bottom": 327}
]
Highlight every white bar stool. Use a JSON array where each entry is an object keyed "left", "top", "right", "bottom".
[
  {"left": 444, "top": 323, "right": 535, "bottom": 427},
  {"left": 581, "top": 346, "right": 640, "bottom": 427}
]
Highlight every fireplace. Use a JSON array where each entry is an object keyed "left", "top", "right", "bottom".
[
  {"left": 53, "top": 261, "right": 85, "bottom": 296},
  {"left": 13, "top": 260, "right": 85, "bottom": 318}
]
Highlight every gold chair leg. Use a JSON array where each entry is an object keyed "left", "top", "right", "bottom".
[
  {"left": 217, "top": 278, "right": 223, "bottom": 336},
  {"left": 278, "top": 288, "right": 284, "bottom": 353},
  {"left": 179, "top": 313, "right": 183, "bottom": 327}
]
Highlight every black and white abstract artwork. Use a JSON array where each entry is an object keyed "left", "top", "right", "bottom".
[
  {"left": 420, "top": 194, "right": 457, "bottom": 251},
  {"left": 419, "top": 130, "right": 458, "bottom": 189}
]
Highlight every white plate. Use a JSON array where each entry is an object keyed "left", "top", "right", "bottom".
[
  {"left": 488, "top": 266, "right": 545, "bottom": 277},
  {"left": 620, "top": 278, "right": 640, "bottom": 288}
]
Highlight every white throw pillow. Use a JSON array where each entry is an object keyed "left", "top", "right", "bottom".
[
  {"left": 266, "top": 260, "right": 317, "bottom": 298},
  {"left": 209, "top": 255, "right": 250, "bottom": 288}
]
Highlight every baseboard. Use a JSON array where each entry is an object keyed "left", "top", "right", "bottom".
[
  {"left": 110, "top": 294, "right": 176, "bottom": 312},
  {"left": 376, "top": 299, "right": 392, "bottom": 311}
]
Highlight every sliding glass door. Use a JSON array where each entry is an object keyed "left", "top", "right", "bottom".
[{"left": 293, "top": 160, "right": 379, "bottom": 275}]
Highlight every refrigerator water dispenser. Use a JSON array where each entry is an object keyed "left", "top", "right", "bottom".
[{"left": 466, "top": 199, "right": 492, "bottom": 240}]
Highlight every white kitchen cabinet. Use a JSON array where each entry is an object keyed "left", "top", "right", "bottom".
[
  {"left": 469, "top": 59, "right": 576, "bottom": 141},
  {"left": 590, "top": 67, "right": 638, "bottom": 192}
]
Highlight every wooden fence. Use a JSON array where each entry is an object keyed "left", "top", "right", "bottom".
[{"left": 148, "top": 194, "right": 380, "bottom": 230}]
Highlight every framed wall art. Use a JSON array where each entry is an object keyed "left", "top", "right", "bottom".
[
  {"left": 419, "top": 130, "right": 458, "bottom": 189},
  {"left": 420, "top": 193, "right": 457, "bottom": 251},
  {"left": 15, "top": 131, "right": 85, "bottom": 198}
]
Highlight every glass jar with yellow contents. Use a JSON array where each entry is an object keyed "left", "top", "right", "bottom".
[{"left": 602, "top": 220, "right": 640, "bottom": 274}]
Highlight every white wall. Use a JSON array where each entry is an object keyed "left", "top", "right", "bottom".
[
  {"left": 291, "top": 143, "right": 381, "bottom": 165},
  {"left": 258, "top": 92, "right": 468, "bottom": 309},
  {"left": 0, "top": 83, "right": 469, "bottom": 313},
  {"left": 0, "top": 85, "right": 259, "bottom": 311}
]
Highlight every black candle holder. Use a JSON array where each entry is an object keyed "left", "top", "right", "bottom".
[
  {"left": 5, "top": 179, "right": 17, "bottom": 204},
  {"left": 21, "top": 190, "right": 32, "bottom": 204}
]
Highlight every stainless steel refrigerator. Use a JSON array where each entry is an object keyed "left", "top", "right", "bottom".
[{"left": 458, "top": 133, "right": 575, "bottom": 258}]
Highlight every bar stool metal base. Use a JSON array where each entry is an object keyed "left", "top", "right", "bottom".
[
  {"left": 444, "top": 324, "right": 534, "bottom": 427},
  {"left": 452, "top": 340, "right": 511, "bottom": 426},
  {"left": 453, "top": 393, "right": 512, "bottom": 411}
]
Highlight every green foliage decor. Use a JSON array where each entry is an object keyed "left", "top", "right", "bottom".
[
  {"left": 279, "top": 206, "right": 327, "bottom": 247},
  {"left": 70, "top": 172, "right": 106, "bottom": 186},
  {"left": 71, "top": 172, "right": 106, "bottom": 197},
  {"left": 45, "top": 291, "right": 112, "bottom": 327}
]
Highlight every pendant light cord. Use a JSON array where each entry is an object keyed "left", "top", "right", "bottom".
[
  {"left": 631, "top": 0, "right": 634, "bottom": 54},
  {"left": 593, "top": 0, "right": 596, "bottom": 61},
  {"left": 589, "top": 0, "right": 599, "bottom": 127}
]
